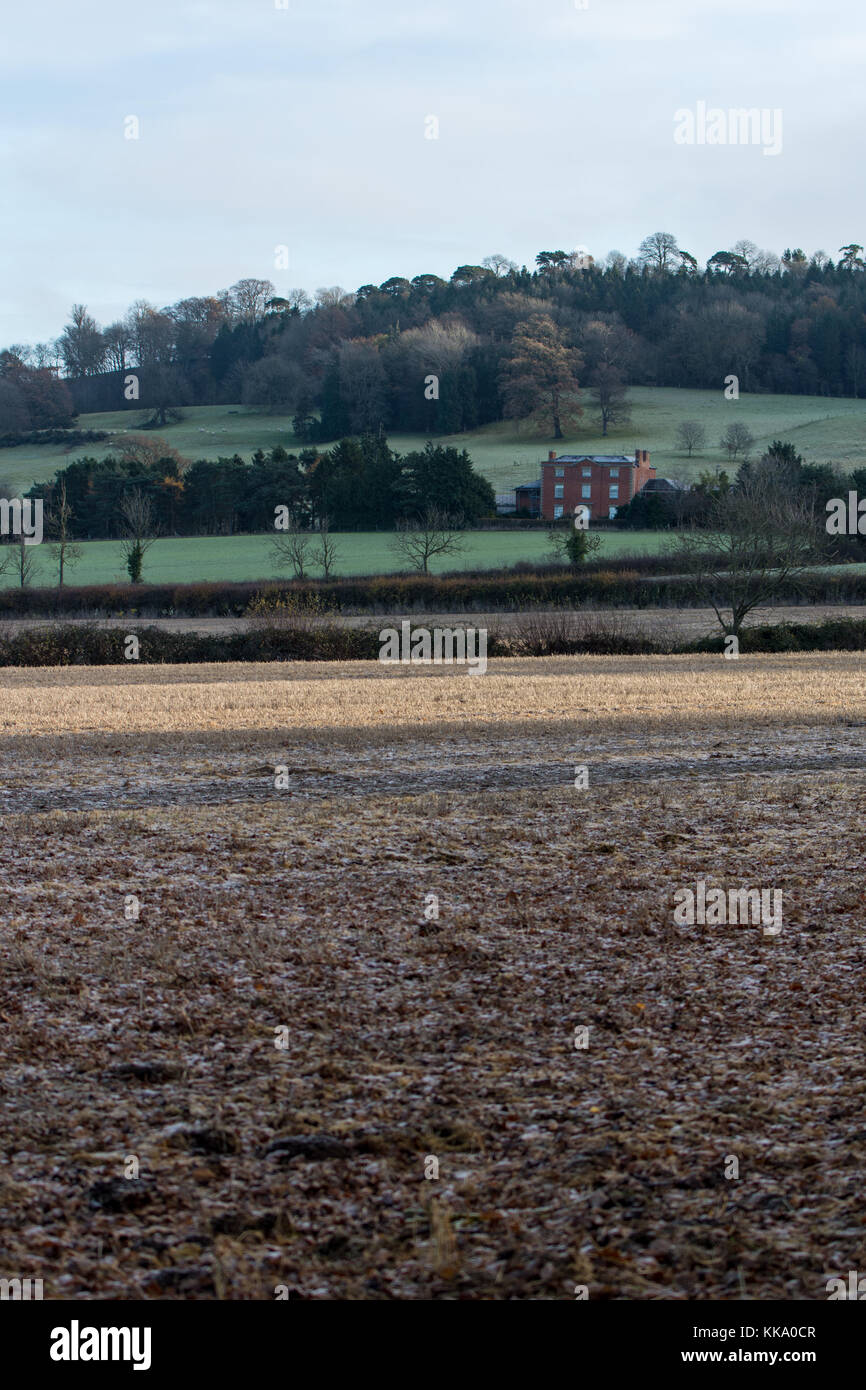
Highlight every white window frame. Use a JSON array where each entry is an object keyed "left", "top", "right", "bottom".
[{"left": 581, "top": 484, "right": 591, "bottom": 499}]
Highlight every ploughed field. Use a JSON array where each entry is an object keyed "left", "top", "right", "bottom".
[{"left": 1, "top": 653, "right": 865, "bottom": 1299}]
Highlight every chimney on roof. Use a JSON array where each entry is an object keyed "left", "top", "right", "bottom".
[
  {"left": 635, "top": 448, "right": 649, "bottom": 466},
  {"left": 548, "top": 450, "right": 556, "bottom": 462}
]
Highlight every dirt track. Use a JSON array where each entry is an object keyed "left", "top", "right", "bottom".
[{"left": 2, "top": 602, "right": 864, "bottom": 643}]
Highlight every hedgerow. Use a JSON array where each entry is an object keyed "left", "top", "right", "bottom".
[
  {"left": 3, "top": 563, "right": 866, "bottom": 618},
  {"left": 2, "top": 615, "right": 866, "bottom": 665}
]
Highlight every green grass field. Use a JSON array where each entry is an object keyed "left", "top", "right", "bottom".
[
  {"left": 2, "top": 387, "right": 866, "bottom": 497},
  {"left": 2, "top": 385, "right": 863, "bottom": 587},
  {"left": 1, "top": 528, "right": 674, "bottom": 589}
]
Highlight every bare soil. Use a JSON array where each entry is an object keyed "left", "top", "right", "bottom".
[{"left": 1, "top": 654, "right": 865, "bottom": 1299}]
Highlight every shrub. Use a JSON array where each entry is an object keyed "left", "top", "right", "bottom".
[
  {"left": 686, "top": 618, "right": 866, "bottom": 654},
  {"left": 509, "top": 609, "right": 658, "bottom": 656},
  {"left": 3, "top": 563, "right": 866, "bottom": 619},
  {"left": 246, "top": 590, "right": 337, "bottom": 631},
  {"left": 2, "top": 613, "right": 866, "bottom": 665},
  {"left": 0, "top": 428, "right": 109, "bottom": 450},
  {"left": 0, "top": 623, "right": 382, "bottom": 667}
]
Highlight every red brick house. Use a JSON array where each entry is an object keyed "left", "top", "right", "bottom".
[{"left": 540, "top": 450, "right": 655, "bottom": 521}]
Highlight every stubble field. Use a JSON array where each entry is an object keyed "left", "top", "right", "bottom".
[{"left": 1, "top": 653, "right": 865, "bottom": 1299}]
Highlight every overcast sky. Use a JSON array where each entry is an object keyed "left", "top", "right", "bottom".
[{"left": 1, "top": 0, "right": 863, "bottom": 344}]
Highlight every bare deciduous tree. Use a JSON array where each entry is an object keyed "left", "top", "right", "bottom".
[
  {"left": 482, "top": 254, "right": 518, "bottom": 278},
  {"left": 315, "top": 286, "right": 354, "bottom": 309},
  {"left": 118, "top": 488, "right": 159, "bottom": 583},
  {"left": 720, "top": 422, "right": 755, "bottom": 460},
  {"left": 666, "top": 470, "right": 823, "bottom": 637},
  {"left": 390, "top": 508, "right": 465, "bottom": 574},
  {"left": 578, "top": 318, "right": 636, "bottom": 376},
  {"left": 12, "top": 534, "right": 38, "bottom": 587},
  {"left": 102, "top": 320, "right": 133, "bottom": 372},
  {"left": 0, "top": 478, "right": 17, "bottom": 582},
  {"left": 637, "top": 232, "right": 681, "bottom": 273},
  {"left": 604, "top": 250, "right": 628, "bottom": 274},
  {"left": 284, "top": 288, "right": 314, "bottom": 313},
  {"left": 229, "top": 277, "right": 276, "bottom": 325},
  {"left": 271, "top": 514, "right": 312, "bottom": 579},
  {"left": 58, "top": 303, "right": 106, "bottom": 378},
  {"left": 591, "top": 364, "right": 631, "bottom": 437},
  {"left": 676, "top": 420, "right": 707, "bottom": 456},
  {"left": 312, "top": 517, "right": 340, "bottom": 579},
  {"left": 46, "top": 479, "right": 82, "bottom": 586},
  {"left": 730, "top": 239, "right": 780, "bottom": 274},
  {"left": 400, "top": 317, "right": 480, "bottom": 377}
]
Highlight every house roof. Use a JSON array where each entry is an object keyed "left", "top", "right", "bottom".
[
  {"left": 546, "top": 454, "right": 635, "bottom": 465},
  {"left": 515, "top": 479, "right": 541, "bottom": 490},
  {"left": 640, "top": 477, "right": 690, "bottom": 492}
]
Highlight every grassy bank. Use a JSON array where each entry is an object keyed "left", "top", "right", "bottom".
[{"left": 2, "top": 387, "right": 866, "bottom": 495}]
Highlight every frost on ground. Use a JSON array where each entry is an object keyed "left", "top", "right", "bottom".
[{"left": 0, "top": 654, "right": 865, "bottom": 1299}]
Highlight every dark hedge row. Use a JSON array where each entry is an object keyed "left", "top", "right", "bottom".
[
  {"left": 0, "top": 580, "right": 263, "bottom": 618},
  {"left": 688, "top": 617, "right": 866, "bottom": 653},
  {"left": 0, "top": 427, "right": 109, "bottom": 449},
  {"left": 4, "top": 563, "right": 866, "bottom": 618},
  {"left": 512, "top": 551, "right": 713, "bottom": 576},
  {"left": 0, "top": 624, "right": 387, "bottom": 666},
  {"left": 3, "top": 615, "right": 866, "bottom": 665}
]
